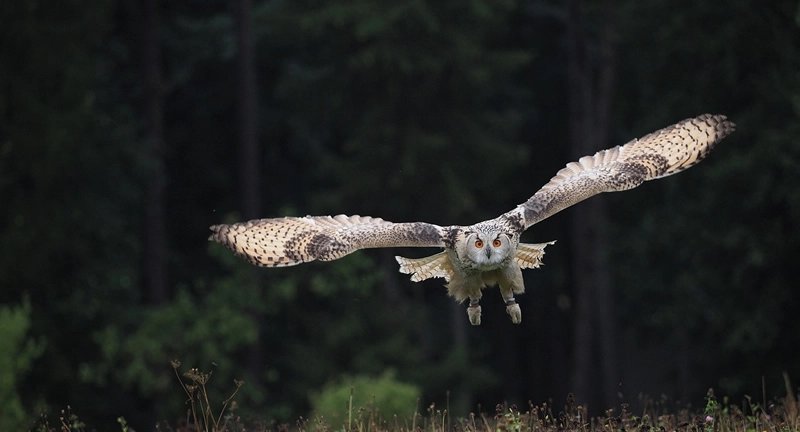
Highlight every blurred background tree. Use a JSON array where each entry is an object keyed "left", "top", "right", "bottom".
[{"left": 1, "top": 0, "right": 798, "bottom": 429}]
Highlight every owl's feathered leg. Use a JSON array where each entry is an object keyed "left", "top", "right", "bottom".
[
  {"left": 498, "top": 264, "right": 524, "bottom": 324},
  {"left": 445, "top": 269, "right": 485, "bottom": 325},
  {"left": 467, "top": 297, "right": 482, "bottom": 326},
  {"left": 504, "top": 298, "right": 522, "bottom": 324}
]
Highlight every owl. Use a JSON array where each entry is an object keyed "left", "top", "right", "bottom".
[{"left": 210, "top": 114, "right": 735, "bottom": 325}]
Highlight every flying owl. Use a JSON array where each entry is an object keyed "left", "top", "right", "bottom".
[{"left": 210, "top": 114, "right": 735, "bottom": 325}]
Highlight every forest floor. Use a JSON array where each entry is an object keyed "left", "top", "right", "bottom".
[{"left": 35, "top": 383, "right": 800, "bottom": 432}]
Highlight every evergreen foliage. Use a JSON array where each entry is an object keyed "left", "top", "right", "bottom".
[{"left": 1, "top": 0, "right": 799, "bottom": 429}]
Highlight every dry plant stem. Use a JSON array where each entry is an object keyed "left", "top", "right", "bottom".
[
  {"left": 217, "top": 380, "right": 243, "bottom": 427},
  {"left": 786, "top": 372, "right": 800, "bottom": 431},
  {"left": 173, "top": 363, "right": 201, "bottom": 431},
  {"left": 348, "top": 387, "right": 354, "bottom": 432},
  {"left": 446, "top": 391, "right": 451, "bottom": 431},
  {"left": 199, "top": 377, "right": 215, "bottom": 429},
  {"left": 412, "top": 399, "right": 419, "bottom": 432},
  {"left": 481, "top": 413, "right": 491, "bottom": 432}
]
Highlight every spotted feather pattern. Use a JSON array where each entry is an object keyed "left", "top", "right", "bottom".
[
  {"left": 209, "top": 114, "right": 734, "bottom": 325},
  {"left": 512, "top": 114, "right": 735, "bottom": 228},
  {"left": 209, "top": 215, "right": 446, "bottom": 267}
]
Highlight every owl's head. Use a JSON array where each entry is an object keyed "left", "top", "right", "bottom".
[{"left": 461, "top": 227, "right": 515, "bottom": 270}]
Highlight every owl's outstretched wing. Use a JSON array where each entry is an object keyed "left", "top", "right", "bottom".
[
  {"left": 506, "top": 114, "right": 735, "bottom": 230},
  {"left": 209, "top": 214, "right": 446, "bottom": 267}
]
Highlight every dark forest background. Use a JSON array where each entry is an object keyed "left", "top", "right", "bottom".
[{"left": 1, "top": 0, "right": 799, "bottom": 430}]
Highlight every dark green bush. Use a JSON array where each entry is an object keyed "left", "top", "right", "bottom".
[{"left": 310, "top": 370, "right": 421, "bottom": 425}]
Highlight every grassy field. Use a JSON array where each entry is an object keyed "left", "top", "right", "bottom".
[{"left": 34, "top": 366, "right": 800, "bottom": 432}]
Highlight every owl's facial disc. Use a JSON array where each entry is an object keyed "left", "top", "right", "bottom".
[{"left": 464, "top": 230, "right": 508, "bottom": 269}]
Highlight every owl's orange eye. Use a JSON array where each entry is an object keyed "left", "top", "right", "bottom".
[
  {"left": 475, "top": 240, "right": 484, "bottom": 248},
  {"left": 493, "top": 239, "right": 502, "bottom": 247}
]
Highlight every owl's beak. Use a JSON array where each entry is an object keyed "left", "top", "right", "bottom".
[{"left": 484, "top": 248, "right": 492, "bottom": 259}]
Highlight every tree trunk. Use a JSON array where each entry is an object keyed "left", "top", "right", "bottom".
[
  {"left": 234, "top": 0, "right": 260, "bottom": 220},
  {"left": 233, "top": 0, "right": 264, "bottom": 383},
  {"left": 566, "top": 0, "right": 619, "bottom": 411},
  {"left": 142, "top": 0, "right": 167, "bottom": 305}
]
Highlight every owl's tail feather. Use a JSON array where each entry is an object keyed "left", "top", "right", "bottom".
[
  {"left": 396, "top": 252, "right": 454, "bottom": 283},
  {"left": 514, "top": 241, "right": 556, "bottom": 269}
]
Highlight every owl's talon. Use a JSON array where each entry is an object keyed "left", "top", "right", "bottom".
[
  {"left": 506, "top": 301, "right": 522, "bottom": 324},
  {"left": 467, "top": 305, "right": 482, "bottom": 326}
]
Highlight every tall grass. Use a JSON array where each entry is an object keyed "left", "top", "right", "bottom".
[{"left": 34, "top": 366, "right": 800, "bottom": 432}]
